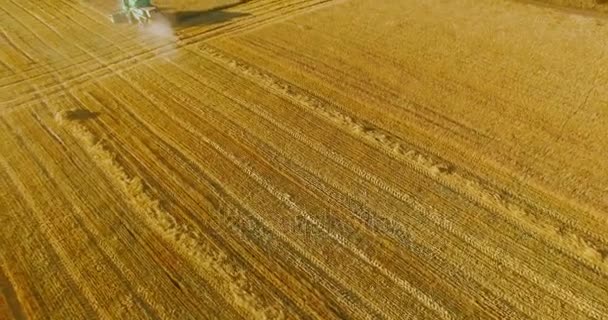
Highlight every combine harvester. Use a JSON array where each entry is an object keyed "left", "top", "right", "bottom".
[{"left": 110, "top": 0, "right": 158, "bottom": 24}]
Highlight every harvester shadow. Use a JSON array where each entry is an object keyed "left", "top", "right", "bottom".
[
  {"left": 63, "top": 109, "right": 99, "bottom": 121},
  {"left": 164, "top": 1, "right": 252, "bottom": 28}
]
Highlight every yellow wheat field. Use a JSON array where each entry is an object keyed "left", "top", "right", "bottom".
[{"left": 1, "top": 0, "right": 608, "bottom": 319}]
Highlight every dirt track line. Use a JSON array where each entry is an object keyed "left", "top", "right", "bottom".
[
  {"left": 234, "top": 28, "right": 608, "bottom": 216},
  {"left": 11, "top": 0, "right": 178, "bottom": 75},
  {"left": 185, "top": 45, "right": 608, "bottom": 317},
  {"left": 0, "top": 27, "right": 30, "bottom": 75},
  {"left": 95, "top": 70, "right": 395, "bottom": 319},
  {"left": 1, "top": 0, "right": 150, "bottom": 77},
  {"left": 20, "top": 0, "right": 155, "bottom": 68},
  {"left": 170, "top": 45, "right": 608, "bottom": 311},
  {"left": 242, "top": 35, "right": 494, "bottom": 143},
  {"left": 80, "top": 85, "right": 386, "bottom": 319},
  {"left": 140, "top": 55, "right": 462, "bottom": 318},
  {"left": 87, "top": 66, "right": 393, "bottom": 318},
  {"left": 100, "top": 59, "right": 433, "bottom": 317},
  {"left": 0, "top": 118, "right": 110, "bottom": 319},
  {"left": 207, "top": 0, "right": 345, "bottom": 40},
  {"left": 160, "top": 51, "right": 577, "bottom": 317},
  {"left": 0, "top": 171, "right": 81, "bottom": 319},
  {"left": 513, "top": 0, "right": 608, "bottom": 18},
  {"left": 27, "top": 106, "right": 183, "bottom": 320},
  {"left": 2, "top": 0, "right": 222, "bottom": 91},
  {"left": 0, "top": 0, "right": 343, "bottom": 112},
  {"left": 154, "top": 58, "right": 537, "bottom": 318},
  {"left": 0, "top": 25, "right": 35, "bottom": 65},
  {"left": 206, "top": 136, "right": 452, "bottom": 320},
  {"left": 156, "top": 55, "right": 536, "bottom": 318},
  {"left": 0, "top": 1, "right": 310, "bottom": 87},
  {"left": 0, "top": 5, "right": 50, "bottom": 97},
  {"left": 56, "top": 92, "right": 250, "bottom": 320},
  {"left": 55, "top": 110, "right": 285, "bottom": 320},
  {"left": 0, "top": 0, "right": 88, "bottom": 109},
  {"left": 0, "top": 261, "right": 26, "bottom": 320},
  {"left": 222, "top": 86, "right": 606, "bottom": 318},
  {"left": 0, "top": 0, "right": 136, "bottom": 111},
  {"left": 191, "top": 44, "right": 608, "bottom": 277}
]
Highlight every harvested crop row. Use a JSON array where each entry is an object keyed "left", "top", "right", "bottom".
[{"left": 1, "top": 0, "right": 608, "bottom": 319}]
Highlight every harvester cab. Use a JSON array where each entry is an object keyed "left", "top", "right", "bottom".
[{"left": 110, "top": 0, "right": 157, "bottom": 24}]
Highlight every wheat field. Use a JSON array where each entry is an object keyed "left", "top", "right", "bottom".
[{"left": 1, "top": 0, "right": 608, "bottom": 319}]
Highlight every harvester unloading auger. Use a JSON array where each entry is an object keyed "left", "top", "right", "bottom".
[{"left": 110, "top": 0, "right": 157, "bottom": 24}]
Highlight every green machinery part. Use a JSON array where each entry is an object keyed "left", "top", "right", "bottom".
[
  {"left": 119, "top": 0, "right": 155, "bottom": 23},
  {"left": 121, "top": 0, "right": 152, "bottom": 11}
]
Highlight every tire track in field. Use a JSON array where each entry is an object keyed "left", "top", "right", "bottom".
[
  {"left": 2, "top": 0, "right": 170, "bottom": 75},
  {"left": 2, "top": 0, "right": 164, "bottom": 97},
  {"left": 0, "top": 0, "right": 175, "bottom": 86},
  {"left": 0, "top": 261, "right": 26, "bottom": 320},
  {"left": 239, "top": 31, "right": 608, "bottom": 228},
  {"left": 204, "top": 0, "right": 346, "bottom": 40},
  {"left": 0, "top": 0, "right": 341, "bottom": 111},
  {"left": 175, "top": 45, "right": 608, "bottom": 318},
  {"left": 152, "top": 50, "right": 608, "bottom": 318},
  {"left": 159, "top": 46, "right": 608, "bottom": 318},
  {"left": 0, "top": 26, "right": 35, "bottom": 72},
  {"left": 3, "top": 105, "right": 232, "bottom": 319},
  {"left": 75, "top": 85, "right": 387, "bottom": 320},
  {"left": 10, "top": 108, "right": 190, "bottom": 320},
  {"left": 53, "top": 109, "right": 288, "bottom": 320},
  {"left": 12, "top": 0, "right": 334, "bottom": 90},
  {"left": 0, "top": 5, "right": 60, "bottom": 104},
  {"left": 27, "top": 106, "right": 207, "bottom": 320},
  {"left": 0, "top": 171, "right": 77, "bottom": 319},
  {"left": 0, "top": 118, "right": 111, "bottom": 319},
  {"left": 145, "top": 55, "right": 564, "bottom": 318},
  {"left": 231, "top": 100, "right": 606, "bottom": 319},
  {"left": 89, "top": 70, "right": 414, "bottom": 318},
  {"left": 5, "top": 100, "right": 230, "bottom": 318},
  {"left": 238, "top": 35, "right": 494, "bottom": 146},
  {"left": 138, "top": 56, "right": 540, "bottom": 318},
  {"left": 116, "top": 61, "right": 464, "bottom": 319},
  {"left": 0, "top": 1, "right": 94, "bottom": 114},
  {"left": 123, "top": 56, "right": 580, "bottom": 318},
  {"left": 191, "top": 44, "right": 608, "bottom": 277}
]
